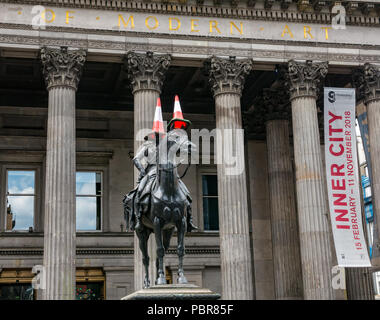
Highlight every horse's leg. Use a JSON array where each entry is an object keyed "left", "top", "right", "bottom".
[
  {"left": 158, "top": 227, "right": 174, "bottom": 283},
  {"left": 136, "top": 226, "right": 151, "bottom": 288},
  {"left": 155, "top": 227, "right": 173, "bottom": 277},
  {"left": 176, "top": 213, "right": 188, "bottom": 284},
  {"left": 163, "top": 227, "right": 174, "bottom": 252},
  {"left": 153, "top": 216, "right": 166, "bottom": 285}
]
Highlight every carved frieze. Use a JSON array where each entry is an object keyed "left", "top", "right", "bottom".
[
  {"left": 124, "top": 51, "right": 171, "bottom": 93},
  {"left": 204, "top": 55, "right": 253, "bottom": 97},
  {"left": 286, "top": 60, "right": 328, "bottom": 101},
  {"left": 40, "top": 46, "right": 87, "bottom": 91}
]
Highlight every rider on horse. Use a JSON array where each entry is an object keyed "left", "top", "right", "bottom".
[{"left": 124, "top": 96, "right": 198, "bottom": 233}]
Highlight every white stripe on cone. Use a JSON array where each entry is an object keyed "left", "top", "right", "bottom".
[
  {"left": 152, "top": 97, "right": 164, "bottom": 134},
  {"left": 173, "top": 95, "right": 184, "bottom": 119}
]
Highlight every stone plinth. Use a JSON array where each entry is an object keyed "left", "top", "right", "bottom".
[{"left": 122, "top": 284, "right": 221, "bottom": 300}]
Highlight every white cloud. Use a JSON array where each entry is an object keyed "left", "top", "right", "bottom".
[
  {"left": 76, "top": 197, "right": 98, "bottom": 230},
  {"left": 8, "top": 196, "right": 34, "bottom": 230}
]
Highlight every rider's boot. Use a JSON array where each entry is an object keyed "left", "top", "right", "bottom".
[
  {"left": 135, "top": 208, "right": 144, "bottom": 231},
  {"left": 187, "top": 210, "right": 198, "bottom": 232}
]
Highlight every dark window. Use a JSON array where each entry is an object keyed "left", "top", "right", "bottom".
[
  {"left": 202, "top": 175, "right": 219, "bottom": 231},
  {"left": 0, "top": 284, "right": 34, "bottom": 300},
  {"left": 6, "top": 170, "right": 35, "bottom": 231},
  {"left": 76, "top": 172, "right": 102, "bottom": 231}
]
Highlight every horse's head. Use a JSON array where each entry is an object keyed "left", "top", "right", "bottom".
[{"left": 166, "top": 129, "right": 196, "bottom": 164}]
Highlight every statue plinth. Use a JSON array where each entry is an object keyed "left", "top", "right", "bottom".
[{"left": 121, "top": 284, "right": 221, "bottom": 300}]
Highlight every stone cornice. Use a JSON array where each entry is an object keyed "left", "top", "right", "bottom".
[
  {"left": 204, "top": 55, "right": 253, "bottom": 97},
  {"left": 286, "top": 59, "right": 328, "bottom": 100},
  {"left": 124, "top": 51, "right": 171, "bottom": 94},
  {"left": 40, "top": 46, "right": 87, "bottom": 91},
  {"left": 2, "top": 0, "right": 380, "bottom": 27},
  {"left": 1, "top": 26, "right": 380, "bottom": 66}
]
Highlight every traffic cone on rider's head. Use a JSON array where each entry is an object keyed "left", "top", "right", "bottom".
[
  {"left": 151, "top": 97, "right": 165, "bottom": 137},
  {"left": 168, "top": 95, "right": 191, "bottom": 131}
]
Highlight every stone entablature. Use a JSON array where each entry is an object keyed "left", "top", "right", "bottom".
[{"left": 2, "top": 0, "right": 379, "bottom": 27}]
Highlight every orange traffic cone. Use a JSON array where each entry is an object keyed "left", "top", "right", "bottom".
[
  {"left": 152, "top": 97, "right": 165, "bottom": 135},
  {"left": 168, "top": 95, "right": 191, "bottom": 130}
]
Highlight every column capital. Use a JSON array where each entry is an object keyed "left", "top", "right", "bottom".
[
  {"left": 124, "top": 51, "right": 171, "bottom": 94},
  {"left": 204, "top": 56, "right": 253, "bottom": 97},
  {"left": 243, "top": 86, "right": 290, "bottom": 140},
  {"left": 40, "top": 46, "right": 87, "bottom": 91},
  {"left": 286, "top": 60, "right": 328, "bottom": 101},
  {"left": 263, "top": 86, "right": 291, "bottom": 122},
  {"left": 354, "top": 63, "right": 380, "bottom": 105}
]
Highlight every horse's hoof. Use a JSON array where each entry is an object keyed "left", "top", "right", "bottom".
[
  {"left": 178, "top": 275, "right": 188, "bottom": 284},
  {"left": 144, "top": 279, "right": 150, "bottom": 288},
  {"left": 156, "top": 276, "right": 167, "bottom": 285}
]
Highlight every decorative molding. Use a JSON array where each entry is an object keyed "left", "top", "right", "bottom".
[
  {"left": 2, "top": 27, "right": 380, "bottom": 65},
  {"left": 286, "top": 59, "right": 328, "bottom": 101},
  {"left": 0, "top": 247, "right": 220, "bottom": 256},
  {"left": 204, "top": 55, "right": 253, "bottom": 97},
  {"left": 124, "top": 51, "right": 171, "bottom": 94},
  {"left": 40, "top": 46, "right": 87, "bottom": 91}
]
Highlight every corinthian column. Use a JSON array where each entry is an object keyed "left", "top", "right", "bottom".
[
  {"left": 286, "top": 60, "right": 334, "bottom": 299},
  {"left": 359, "top": 63, "right": 380, "bottom": 267},
  {"left": 205, "top": 56, "right": 254, "bottom": 300},
  {"left": 263, "top": 87, "right": 303, "bottom": 299},
  {"left": 41, "top": 46, "right": 86, "bottom": 300},
  {"left": 124, "top": 51, "right": 171, "bottom": 290}
]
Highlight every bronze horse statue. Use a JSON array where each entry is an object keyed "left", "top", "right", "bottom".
[{"left": 124, "top": 129, "right": 196, "bottom": 288}]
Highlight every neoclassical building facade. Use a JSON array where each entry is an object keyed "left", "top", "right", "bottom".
[{"left": 0, "top": 0, "right": 379, "bottom": 300}]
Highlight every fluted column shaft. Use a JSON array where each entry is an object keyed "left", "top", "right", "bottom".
[
  {"left": 348, "top": 63, "right": 380, "bottom": 297},
  {"left": 206, "top": 56, "right": 254, "bottom": 300},
  {"left": 266, "top": 119, "right": 303, "bottom": 299},
  {"left": 41, "top": 46, "right": 86, "bottom": 300},
  {"left": 354, "top": 63, "right": 380, "bottom": 268},
  {"left": 287, "top": 60, "right": 334, "bottom": 300},
  {"left": 291, "top": 96, "right": 334, "bottom": 299},
  {"left": 124, "top": 51, "right": 171, "bottom": 291},
  {"left": 43, "top": 87, "right": 76, "bottom": 300},
  {"left": 215, "top": 93, "right": 254, "bottom": 300},
  {"left": 346, "top": 268, "right": 374, "bottom": 299}
]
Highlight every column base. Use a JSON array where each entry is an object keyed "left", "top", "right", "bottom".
[{"left": 121, "top": 284, "right": 221, "bottom": 300}]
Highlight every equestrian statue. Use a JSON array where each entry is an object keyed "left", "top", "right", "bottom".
[{"left": 123, "top": 95, "right": 198, "bottom": 288}]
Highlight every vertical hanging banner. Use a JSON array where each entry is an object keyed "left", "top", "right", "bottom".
[{"left": 324, "top": 87, "right": 371, "bottom": 267}]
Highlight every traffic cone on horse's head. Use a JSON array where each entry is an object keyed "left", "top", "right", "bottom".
[
  {"left": 151, "top": 97, "right": 165, "bottom": 137},
  {"left": 168, "top": 95, "right": 191, "bottom": 131}
]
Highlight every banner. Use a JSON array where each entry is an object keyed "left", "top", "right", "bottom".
[{"left": 324, "top": 87, "right": 371, "bottom": 267}]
